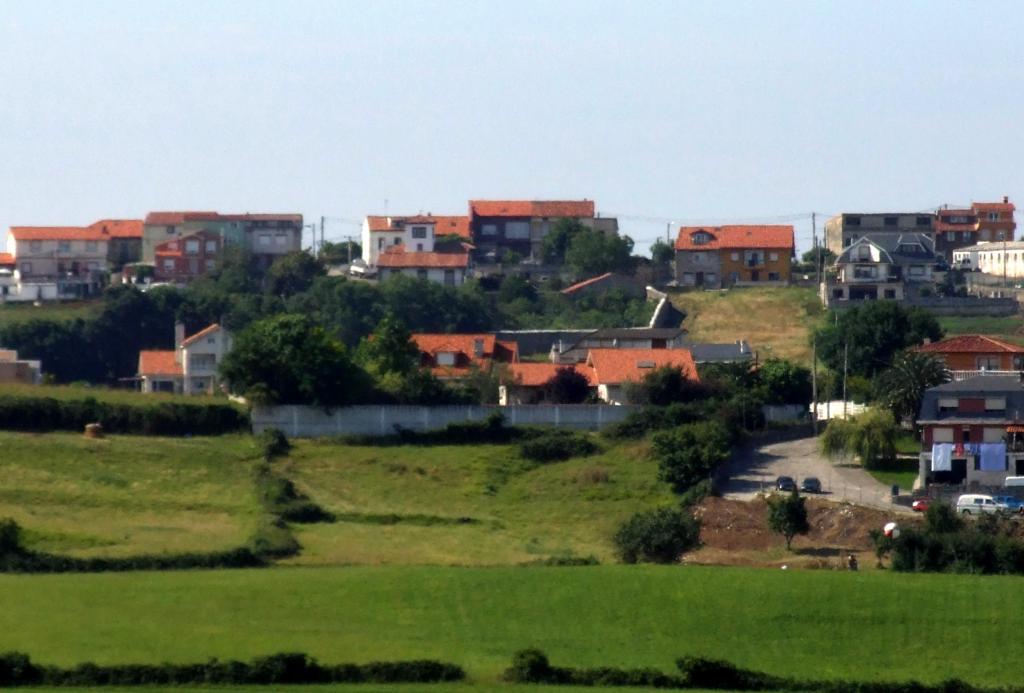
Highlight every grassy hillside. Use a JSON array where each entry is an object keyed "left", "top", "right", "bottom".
[
  {"left": 668, "top": 287, "right": 821, "bottom": 365},
  {"left": 2, "top": 565, "right": 1024, "bottom": 687},
  {"left": 0, "top": 382, "right": 240, "bottom": 406},
  {"left": 0, "top": 300, "right": 99, "bottom": 327},
  {"left": 0, "top": 432, "right": 260, "bottom": 556},
  {"left": 937, "top": 314, "right": 1024, "bottom": 343}
]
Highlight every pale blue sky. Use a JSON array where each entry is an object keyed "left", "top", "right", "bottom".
[{"left": 0, "top": 1, "right": 1021, "bottom": 255}]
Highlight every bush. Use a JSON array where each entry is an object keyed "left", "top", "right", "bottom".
[
  {"left": 613, "top": 507, "right": 701, "bottom": 564},
  {"left": 676, "top": 655, "right": 783, "bottom": 690},
  {"left": 652, "top": 421, "right": 732, "bottom": 493},
  {"left": 259, "top": 427, "right": 291, "bottom": 461},
  {"left": 254, "top": 464, "right": 334, "bottom": 523},
  {"left": 0, "top": 518, "right": 23, "bottom": 556},
  {"left": 602, "top": 402, "right": 706, "bottom": 439},
  {"left": 518, "top": 431, "right": 599, "bottom": 463},
  {"left": 820, "top": 410, "right": 898, "bottom": 470}
]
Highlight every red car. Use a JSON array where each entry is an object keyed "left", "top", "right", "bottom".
[{"left": 912, "top": 498, "right": 930, "bottom": 512}]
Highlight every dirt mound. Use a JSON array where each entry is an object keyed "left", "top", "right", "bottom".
[{"left": 688, "top": 495, "right": 916, "bottom": 568}]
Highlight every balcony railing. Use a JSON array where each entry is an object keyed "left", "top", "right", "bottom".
[{"left": 949, "top": 369, "right": 1023, "bottom": 381}]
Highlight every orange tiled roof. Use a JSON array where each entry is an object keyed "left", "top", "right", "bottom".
[
  {"left": 413, "top": 333, "right": 497, "bottom": 358},
  {"left": 973, "top": 201, "right": 1015, "bottom": 213},
  {"left": 9, "top": 218, "right": 143, "bottom": 242},
  {"left": 561, "top": 272, "right": 615, "bottom": 295},
  {"left": 506, "top": 362, "right": 598, "bottom": 387},
  {"left": 377, "top": 246, "right": 469, "bottom": 269},
  {"left": 180, "top": 324, "right": 221, "bottom": 347},
  {"left": 138, "top": 350, "right": 182, "bottom": 376},
  {"left": 586, "top": 348, "right": 699, "bottom": 385},
  {"left": 0, "top": 253, "right": 14, "bottom": 265},
  {"left": 915, "top": 335, "right": 1024, "bottom": 355},
  {"left": 675, "top": 225, "right": 794, "bottom": 251},
  {"left": 469, "top": 200, "right": 595, "bottom": 218},
  {"left": 365, "top": 215, "right": 471, "bottom": 239},
  {"left": 93, "top": 219, "right": 143, "bottom": 238},
  {"left": 412, "top": 333, "right": 518, "bottom": 378}
]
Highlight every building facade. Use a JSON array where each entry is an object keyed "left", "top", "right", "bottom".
[
  {"left": 824, "top": 213, "right": 934, "bottom": 255},
  {"left": 6, "top": 223, "right": 112, "bottom": 297},
  {"left": 361, "top": 215, "right": 471, "bottom": 268},
  {"left": 915, "top": 335, "right": 1024, "bottom": 376},
  {"left": 674, "top": 225, "right": 794, "bottom": 288},
  {"left": 154, "top": 231, "right": 223, "bottom": 283},
  {"left": 142, "top": 212, "right": 302, "bottom": 267},
  {"left": 468, "top": 200, "right": 617, "bottom": 262},
  {"left": 137, "top": 323, "right": 233, "bottom": 395},
  {"left": 410, "top": 333, "right": 519, "bottom": 380},
  {"left": 953, "top": 240, "right": 1024, "bottom": 277},
  {"left": 935, "top": 198, "right": 1016, "bottom": 263},
  {"left": 822, "top": 233, "right": 936, "bottom": 305},
  {"left": 375, "top": 246, "right": 472, "bottom": 286}
]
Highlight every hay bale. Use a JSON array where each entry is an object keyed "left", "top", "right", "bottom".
[{"left": 84, "top": 423, "right": 104, "bottom": 439}]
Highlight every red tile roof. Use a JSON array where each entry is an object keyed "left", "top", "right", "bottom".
[
  {"left": 469, "top": 200, "right": 595, "bottom": 218},
  {"left": 674, "top": 225, "right": 795, "bottom": 251},
  {"left": 586, "top": 348, "right": 699, "bottom": 385},
  {"left": 935, "top": 221, "right": 976, "bottom": 233},
  {"left": 376, "top": 246, "right": 469, "bottom": 269},
  {"left": 0, "top": 253, "right": 14, "bottom": 265},
  {"left": 411, "top": 333, "right": 517, "bottom": 378},
  {"left": 973, "top": 201, "right": 1015, "bottom": 213},
  {"left": 506, "top": 362, "right": 598, "bottom": 387},
  {"left": 94, "top": 219, "right": 144, "bottom": 238},
  {"left": 9, "top": 218, "right": 143, "bottom": 242},
  {"left": 138, "top": 350, "right": 182, "bottom": 377},
  {"left": 561, "top": 272, "right": 615, "bottom": 295},
  {"left": 180, "top": 324, "right": 222, "bottom": 347},
  {"left": 915, "top": 335, "right": 1024, "bottom": 355},
  {"left": 365, "top": 215, "right": 471, "bottom": 239}
]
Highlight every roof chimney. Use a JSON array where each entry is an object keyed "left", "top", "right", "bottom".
[
  {"left": 174, "top": 321, "right": 185, "bottom": 349},
  {"left": 1005, "top": 196, "right": 1010, "bottom": 204}
]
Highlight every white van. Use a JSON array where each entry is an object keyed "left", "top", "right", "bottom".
[
  {"left": 956, "top": 494, "right": 1001, "bottom": 515},
  {"left": 1004, "top": 477, "right": 1024, "bottom": 488}
]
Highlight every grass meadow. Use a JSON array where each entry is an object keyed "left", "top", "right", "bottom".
[
  {"left": 0, "top": 381, "right": 240, "bottom": 406},
  {"left": 0, "top": 300, "right": 99, "bottom": 326},
  {"left": 2, "top": 565, "right": 1024, "bottom": 688}
]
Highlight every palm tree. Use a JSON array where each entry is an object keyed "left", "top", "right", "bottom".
[{"left": 876, "top": 351, "right": 949, "bottom": 426}]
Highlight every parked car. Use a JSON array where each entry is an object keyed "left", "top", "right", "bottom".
[
  {"left": 911, "top": 498, "right": 930, "bottom": 513},
  {"left": 800, "top": 477, "right": 822, "bottom": 494},
  {"left": 775, "top": 476, "right": 796, "bottom": 492},
  {"left": 992, "top": 496, "right": 1024, "bottom": 514},
  {"left": 955, "top": 494, "right": 1001, "bottom": 515}
]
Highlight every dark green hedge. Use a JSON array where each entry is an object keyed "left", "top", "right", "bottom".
[
  {"left": 0, "top": 394, "right": 248, "bottom": 436},
  {"left": 0, "top": 651, "right": 464, "bottom": 687}
]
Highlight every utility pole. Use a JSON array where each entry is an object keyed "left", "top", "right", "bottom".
[
  {"left": 320, "top": 216, "right": 326, "bottom": 257},
  {"left": 347, "top": 235, "right": 353, "bottom": 265},
  {"left": 665, "top": 221, "right": 671, "bottom": 245},
  {"left": 811, "top": 336, "right": 818, "bottom": 435},
  {"left": 813, "top": 212, "right": 820, "bottom": 287},
  {"left": 842, "top": 340, "right": 849, "bottom": 420}
]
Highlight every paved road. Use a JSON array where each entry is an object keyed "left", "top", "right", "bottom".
[{"left": 721, "top": 435, "right": 914, "bottom": 514}]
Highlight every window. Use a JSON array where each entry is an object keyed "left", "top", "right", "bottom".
[
  {"left": 417, "top": 269, "right": 427, "bottom": 280},
  {"left": 692, "top": 252, "right": 704, "bottom": 265},
  {"left": 853, "top": 265, "right": 877, "bottom": 279},
  {"left": 188, "top": 259, "right": 198, "bottom": 273},
  {"left": 730, "top": 252, "right": 739, "bottom": 261},
  {"left": 166, "top": 226, "right": 176, "bottom": 235},
  {"left": 884, "top": 216, "right": 898, "bottom": 227},
  {"left": 29, "top": 241, "right": 41, "bottom": 252},
  {"left": 163, "top": 259, "right": 175, "bottom": 270},
  {"left": 692, "top": 232, "right": 711, "bottom": 245},
  {"left": 768, "top": 252, "right": 779, "bottom": 261},
  {"left": 883, "top": 289, "right": 896, "bottom": 299},
  {"left": 705, "top": 273, "right": 718, "bottom": 284},
  {"left": 481, "top": 223, "right": 497, "bottom": 236},
  {"left": 444, "top": 269, "right": 455, "bottom": 286},
  {"left": 908, "top": 266, "right": 925, "bottom": 277},
  {"left": 19, "top": 262, "right": 31, "bottom": 274},
  {"left": 87, "top": 262, "right": 99, "bottom": 271},
  {"left": 989, "top": 212, "right": 1000, "bottom": 221},
  {"left": 916, "top": 216, "right": 932, "bottom": 226},
  {"left": 205, "top": 259, "right": 215, "bottom": 271},
  {"left": 984, "top": 397, "right": 1006, "bottom": 411},
  {"left": 411, "top": 226, "right": 428, "bottom": 239},
  {"left": 378, "top": 238, "right": 384, "bottom": 250},
  {"left": 416, "top": 243, "right": 423, "bottom": 251},
  {"left": 258, "top": 234, "right": 271, "bottom": 246},
  {"left": 946, "top": 231, "right": 955, "bottom": 241},
  {"left": 977, "top": 356, "right": 1001, "bottom": 370},
  {"left": 505, "top": 221, "right": 530, "bottom": 239},
  {"left": 938, "top": 398, "right": 958, "bottom": 412},
  {"left": 185, "top": 240, "right": 200, "bottom": 254},
  {"left": 846, "top": 216, "right": 861, "bottom": 227},
  {"left": 205, "top": 240, "right": 217, "bottom": 253},
  {"left": 58, "top": 241, "right": 71, "bottom": 252},
  {"left": 768, "top": 272, "right": 780, "bottom": 281},
  {"left": 983, "top": 428, "right": 1006, "bottom": 444},
  {"left": 274, "top": 233, "right": 287, "bottom": 246},
  {"left": 743, "top": 251, "right": 763, "bottom": 266},
  {"left": 393, "top": 237, "right": 401, "bottom": 245},
  {"left": 682, "top": 272, "right": 695, "bottom": 285},
  {"left": 86, "top": 241, "right": 98, "bottom": 252},
  {"left": 843, "top": 237, "right": 853, "bottom": 247},
  {"left": 436, "top": 352, "right": 456, "bottom": 366},
  {"left": 730, "top": 272, "right": 740, "bottom": 283}
]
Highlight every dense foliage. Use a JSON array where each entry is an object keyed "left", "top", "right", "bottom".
[
  {"left": 875, "top": 350, "right": 949, "bottom": 424},
  {"left": 820, "top": 409, "right": 899, "bottom": 470},
  {"left": 613, "top": 507, "right": 701, "bottom": 564},
  {"left": 766, "top": 490, "right": 810, "bottom": 550},
  {"left": 652, "top": 421, "right": 733, "bottom": 493}
]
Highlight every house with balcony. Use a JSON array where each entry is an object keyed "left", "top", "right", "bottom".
[
  {"left": 468, "top": 200, "right": 617, "bottom": 263},
  {"left": 360, "top": 215, "right": 471, "bottom": 268},
  {"left": 375, "top": 245, "right": 472, "bottom": 286},
  {"left": 824, "top": 212, "right": 934, "bottom": 255},
  {"left": 674, "top": 225, "right": 794, "bottom": 288},
  {"left": 937, "top": 197, "right": 1016, "bottom": 265},
  {"left": 6, "top": 221, "right": 114, "bottom": 298},
  {"left": 914, "top": 335, "right": 1024, "bottom": 379},
  {"left": 154, "top": 231, "right": 222, "bottom": 283},
  {"left": 411, "top": 333, "right": 519, "bottom": 381},
  {"left": 142, "top": 211, "right": 302, "bottom": 268},
  {"left": 137, "top": 322, "right": 233, "bottom": 395},
  {"left": 821, "top": 233, "right": 936, "bottom": 305},
  {"left": 916, "top": 376, "right": 1024, "bottom": 489}
]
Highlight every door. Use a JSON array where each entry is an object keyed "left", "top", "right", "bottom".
[
  {"left": 751, "top": 270, "right": 760, "bottom": 281},
  {"left": 695, "top": 272, "right": 704, "bottom": 286}
]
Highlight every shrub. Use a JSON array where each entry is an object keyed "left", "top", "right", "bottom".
[
  {"left": 602, "top": 402, "right": 706, "bottom": 439},
  {"left": 766, "top": 490, "right": 810, "bottom": 551},
  {"left": 676, "top": 655, "right": 783, "bottom": 690},
  {"left": 613, "top": 507, "right": 701, "bottom": 564},
  {"left": 0, "top": 518, "right": 24, "bottom": 557},
  {"left": 258, "top": 427, "right": 291, "bottom": 461},
  {"left": 253, "top": 463, "right": 334, "bottom": 523},
  {"left": 652, "top": 421, "right": 732, "bottom": 493},
  {"left": 504, "top": 649, "right": 554, "bottom": 683},
  {"left": 820, "top": 410, "right": 898, "bottom": 470},
  {"left": 518, "top": 431, "right": 599, "bottom": 463}
]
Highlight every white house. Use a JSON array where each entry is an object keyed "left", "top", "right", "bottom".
[
  {"left": 138, "top": 323, "right": 233, "bottom": 395},
  {"left": 953, "top": 241, "right": 1024, "bottom": 278},
  {"left": 361, "top": 215, "right": 471, "bottom": 268}
]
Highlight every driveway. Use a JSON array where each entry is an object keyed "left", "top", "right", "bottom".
[{"left": 720, "top": 434, "right": 913, "bottom": 514}]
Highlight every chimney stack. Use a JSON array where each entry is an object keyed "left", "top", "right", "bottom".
[
  {"left": 1005, "top": 196, "right": 1010, "bottom": 204},
  {"left": 174, "top": 321, "right": 185, "bottom": 348}
]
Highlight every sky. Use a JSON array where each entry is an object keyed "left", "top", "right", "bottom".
[{"left": 0, "top": 0, "right": 1021, "bottom": 257}]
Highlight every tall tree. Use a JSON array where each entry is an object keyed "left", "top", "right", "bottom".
[
  {"left": 542, "top": 367, "right": 592, "bottom": 404},
  {"left": 767, "top": 490, "right": 810, "bottom": 550},
  {"left": 565, "top": 230, "right": 635, "bottom": 277},
  {"left": 541, "top": 218, "right": 587, "bottom": 264},
  {"left": 875, "top": 350, "right": 949, "bottom": 425},
  {"left": 650, "top": 238, "right": 675, "bottom": 265},
  {"left": 265, "top": 251, "right": 326, "bottom": 298}
]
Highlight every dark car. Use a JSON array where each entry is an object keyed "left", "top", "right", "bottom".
[
  {"left": 801, "top": 477, "right": 822, "bottom": 494},
  {"left": 992, "top": 496, "right": 1024, "bottom": 514},
  {"left": 775, "top": 476, "right": 796, "bottom": 492}
]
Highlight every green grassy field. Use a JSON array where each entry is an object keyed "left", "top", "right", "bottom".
[
  {"left": 0, "top": 382, "right": 240, "bottom": 406},
  {"left": 1, "top": 565, "right": 1023, "bottom": 687},
  {"left": 937, "top": 314, "right": 1023, "bottom": 342},
  {"left": 0, "top": 432, "right": 260, "bottom": 556},
  {"left": 0, "top": 300, "right": 99, "bottom": 326},
  {"left": 669, "top": 286, "right": 822, "bottom": 365}
]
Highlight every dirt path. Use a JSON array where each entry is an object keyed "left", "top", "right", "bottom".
[{"left": 720, "top": 434, "right": 913, "bottom": 514}]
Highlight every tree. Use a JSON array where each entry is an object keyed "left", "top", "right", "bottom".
[
  {"left": 356, "top": 313, "right": 420, "bottom": 377},
  {"left": 652, "top": 421, "right": 732, "bottom": 492},
  {"left": 875, "top": 350, "right": 949, "bottom": 425},
  {"left": 819, "top": 409, "right": 898, "bottom": 470},
  {"left": 265, "top": 251, "right": 325, "bottom": 298},
  {"left": 542, "top": 367, "right": 592, "bottom": 404},
  {"left": 613, "top": 507, "right": 701, "bottom": 564},
  {"left": 565, "top": 230, "right": 635, "bottom": 277},
  {"left": 812, "top": 301, "right": 943, "bottom": 378},
  {"left": 800, "top": 247, "right": 836, "bottom": 271},
  {"left": 624, "top": 365, "right": 707, "bottom": 406},
  {"left": 319, "top": 240, "right": 361, "bottom": 264},
  {"left": 219, "top": 314, "right": 369, "bottom": 406},
  {"left": 650, "top": 238, "right": 675, "bottom": 265},
  {"left": 758, "top": 359, "right": 813, "bottom": 406},
  {"left": 541, "top": 218, "right": 586, "bottom": 264},
  {"left": 767, "top": 490, "right": 810, "bottom": 550}
]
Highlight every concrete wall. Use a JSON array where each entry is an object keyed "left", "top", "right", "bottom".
[
  {"left": 762, "top": 404, "right": 809, "bottom": 423},
  {"left": 252, "top": 404, "right": 639, "bottom": 437}
]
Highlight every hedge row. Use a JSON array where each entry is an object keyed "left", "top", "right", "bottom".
[
  {"left": 254, "top": 462, "right": 334, "bottom": 524},
  {"left": 0, "top": 651, "right": 464, "bottom": 687},
  {"left": 505, "top": 649, "right": 1002, "bottom": 693},
  {"left": 0, "top": 394, "right": 248, "bottom": 436},
  {"left": 518, "top": 430, "right": 599, "bottom": 463}
]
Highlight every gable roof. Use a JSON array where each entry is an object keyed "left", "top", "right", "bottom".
[
  {"left": 835, "top": 233, "right": 935, "bottom": 264},
  {"left": 506, "top": 362, "right": 598, "bottom": 387},
  {"left": 377, "top": 246, "right": 469, "bottom": 269},
  {"left": 365, "top": 215, "right": 471, "bottom": 239},
  {"left": 561, "top": 272, "right": 615, "bottom": 295},
  {"left": 469, "top": 200, "right": 595, "bottom": 218},
  {"left": 138, "top": 350, "right": 182, "bottom": 377},
  {"left": 180, "top": 324, "right": 222, "bottom": 347},
  {"left": 916, "top": 335, "right": 1024, "bottom": 355},
  {"left": 0, "top": 253, "right": 14, "bottom": 266},
  {"left": 586, "top": 348, "right": 698, "bottom": 385},
  {"left": 411, "top": 333, "right": 518, "bottom": 378},
  {"left": 973, "top": 201, "right": 1015, "bottom": 213},
  {"left": 674, "top": 225, "right": 794, "bottom": 251}
]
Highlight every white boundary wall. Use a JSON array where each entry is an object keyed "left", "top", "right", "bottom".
[{"left": 252, "top": 404, "right": 640, "bottom": 437}]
